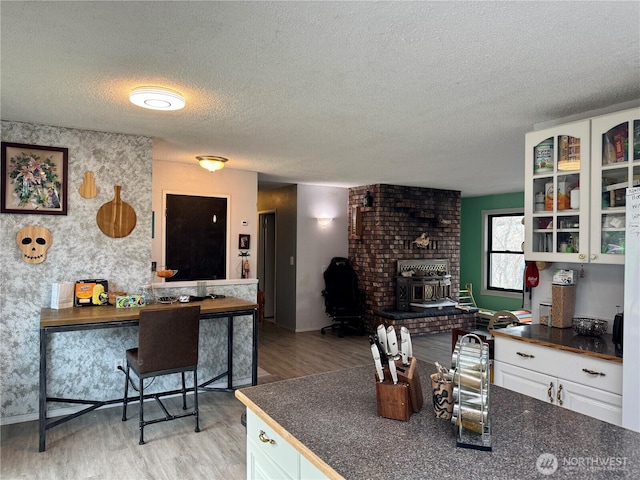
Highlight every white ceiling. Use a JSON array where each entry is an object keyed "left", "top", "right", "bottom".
[{"left": 2, "top": 1, "right": 639, "bottom": 196}]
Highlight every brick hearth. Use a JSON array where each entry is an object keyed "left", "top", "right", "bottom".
[{"left": 373, "top": 307, "right": 477, "bottom": 335}]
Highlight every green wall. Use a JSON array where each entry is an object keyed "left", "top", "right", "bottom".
[{"left": 460, "top": 191, "right": 524, "bottom": 311}]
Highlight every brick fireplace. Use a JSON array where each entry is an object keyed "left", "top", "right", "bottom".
[{"left": 348, "top": 184, "right": 475, "bottom": 335}]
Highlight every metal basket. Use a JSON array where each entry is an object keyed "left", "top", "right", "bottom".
[
  {"left": 572, "top": 317, "right": 607, "bottom": 337},
  {"left": 153, "top": 285, "right": 178, "bottom": 304}
]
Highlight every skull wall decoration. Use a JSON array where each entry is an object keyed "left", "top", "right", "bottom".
[{"left": 16, "top": 226, "right": 52, "bottom": 264}]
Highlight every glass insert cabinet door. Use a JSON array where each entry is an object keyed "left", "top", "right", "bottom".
[
  {"left": 524, "top": 120, "right": 590, "bottom": 263},
  {"left": 590, "top": 108, "right": 640, "bottom": 265}
]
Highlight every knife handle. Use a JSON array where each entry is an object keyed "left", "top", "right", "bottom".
[
  {"left": 401, "top": 339, "right": 409, "bottom": 365},
  {"left": 371, "top": 344, "right": 385, "bottom": 382},
  {"left": 375, "top": 339, "right": 388, "bottom": 365},
  {"left": 377, "top": 324, "right": 389, "bottom": 355},
  {"left": 388, "top": 358, "right": 398, "bottom": 384},
  {"left": 386, "top": 326, "right": 398, "bottom": 357},
  {"left": 400, "top": 327, "right": 413, "bottom": 358},
  {"left": 374, "top": 359, "right": 384, "bottom": 382}
]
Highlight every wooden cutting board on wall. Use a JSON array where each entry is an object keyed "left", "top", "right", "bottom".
[
  {"left": 96, "top": 185, "right": 136, "bottom": 238},
  {"left": 78, "top": 171, "right": 98, "bottom": 198}
]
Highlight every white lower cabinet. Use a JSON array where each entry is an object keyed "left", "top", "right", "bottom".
[
  {"left": 559, "top": 378, "right": 623, "bottom": 426},
  {"left": 299, "top": 456, "right": 328, "bottom": 480},
  {"left": 246, "top": 409, "right": 327, "bottom": 480},
  {"left": 493, "top": 337, "right": 622, "bottom": 426},
  {"left": 249, "top": 436, "right": 293, "bottom": 480},
  {"left": 493, "top": 360, "right": 555, "bottom": 403}
]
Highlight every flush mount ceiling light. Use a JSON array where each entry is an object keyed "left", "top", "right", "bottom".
[
  {"left": 129, "top": 86, "right": 185, "bottom": 111},
  {"left": 197, "top": 156, "right": 228, "bottom": 172}
]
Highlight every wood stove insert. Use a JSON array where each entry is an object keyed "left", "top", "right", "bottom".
[{"left": 396, "top": 259, "right": 453, "bottom": 311}]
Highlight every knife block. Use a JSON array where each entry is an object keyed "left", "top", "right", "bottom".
[
  {"left": 375, "top": 357, "right": 423, "bottom": 421},
  {"left": 376, "top": 381, "right": 411, "bottom": 421},
  {"left": 397, "top": 357, "right": 423, "bottom": 413}
]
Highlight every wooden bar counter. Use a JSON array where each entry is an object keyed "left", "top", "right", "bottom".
[
  {"left": 39, "top": 297, "right": 258, "bottom": 452},
  {"left": 40, "top": 296, "right": 257, "bottom": 327}
]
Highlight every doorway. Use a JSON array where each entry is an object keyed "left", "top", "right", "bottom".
[
  {"left": 163, "top": 193, "right": 229, "bottom": 281},
  {"left": 258, "top": 211, "right": 276, "bottom": 320}
]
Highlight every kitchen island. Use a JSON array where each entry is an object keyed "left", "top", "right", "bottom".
[{"left": 236, "top": 361, "right": 640, "bottom": 479}]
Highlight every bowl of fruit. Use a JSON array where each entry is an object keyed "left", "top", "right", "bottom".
[{"left": 156, "top": 269, "right": 178, "bottom": 279}]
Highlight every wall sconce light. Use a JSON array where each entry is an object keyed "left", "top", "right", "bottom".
[
  {"left": 198, "top": 156, "right": 228, "bottom": 172},
  {"left": 129, "top": 86, "right": 185, "bottom": 111},
  {"left": 317, "top": 217, "right": 333, "bottom": 227}
]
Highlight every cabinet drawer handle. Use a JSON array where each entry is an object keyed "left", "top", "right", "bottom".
[
  {"left": 516, "top": 352, "right": 534, "bottom": 358},
  {"left": 258, "top": 430, "right": 276, "bottom": 445},
  {"left": 557, "top": 384, "right": 563, "bottom": 406},
  {"left": 548, "top": 382, "right": 554, "bottom": 403},
  {"left": 582, "top": 368, "right": 605, "bottom": 376}
]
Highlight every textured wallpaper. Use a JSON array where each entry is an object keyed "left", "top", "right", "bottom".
[{"left": 0, "top": 121, "right": 255, "bottom": 421}]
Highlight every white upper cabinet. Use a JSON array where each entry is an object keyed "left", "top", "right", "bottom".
[
  {"left": 524, "top": 107, "right": 640, "bottom": 264},
  {"left": 590, "top": 108, "right": 640, "bottom": 265},
  {"left": 525, "top": 120, "right": 591, "bottom": 262}
]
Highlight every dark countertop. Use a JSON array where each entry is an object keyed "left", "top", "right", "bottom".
[
  {"left": 491, "top": 324, "right": 622, "bottom": 363},
  {"left": 236, "top": 361, "right": 639, "bottom": 479}
]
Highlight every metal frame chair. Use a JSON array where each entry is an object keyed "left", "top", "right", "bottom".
[{"left": 122, "top": 305, "right": 201, "bottom": 445}]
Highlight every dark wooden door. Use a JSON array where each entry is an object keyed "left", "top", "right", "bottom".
[
  {"left": 258, "top": 212, "right": 276, "bottom": 318},
  {"left": 165, "top": 194, "right": 227, "bottom": 281}
]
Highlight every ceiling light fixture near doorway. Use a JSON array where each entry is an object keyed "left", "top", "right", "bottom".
[
  {"left": 129, "top": 86, "right": 185, "bottom": 110},
  {"left": 198, "top": 156, "right": 228, "bottom": 172}
]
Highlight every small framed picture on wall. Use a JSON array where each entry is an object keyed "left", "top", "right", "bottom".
[{"left": 239, "top": 234, "right": 250, "bottom": 250}]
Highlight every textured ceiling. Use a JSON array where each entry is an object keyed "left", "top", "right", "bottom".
[{"left": 2, "top": 1, "right": 639, "bottom": 196}]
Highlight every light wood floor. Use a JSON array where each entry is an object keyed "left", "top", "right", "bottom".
[
  {"left": 258, "top": 321, "right": 452, "bottom": 382},
  {"left": 1, "top": 322, "right": 452, "bottom": 479}
]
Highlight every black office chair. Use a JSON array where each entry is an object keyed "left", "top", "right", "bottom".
[
  {"left": 320, "top": 257, "right": 366, "bottom": 337},
  {"left": 122, "top": 305, "right": 201, "bottom": 445}
]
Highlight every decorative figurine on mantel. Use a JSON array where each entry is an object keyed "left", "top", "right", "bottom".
[
  {"left": 363, "top": 190, "right": 373, "bottom": 207},
  {"left": 412, "top": 233, "right": 430, "bottom": 248}
]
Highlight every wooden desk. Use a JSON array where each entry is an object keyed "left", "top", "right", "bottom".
[{"left": 39, "top": 297, "right": 258, "bottom": 452}]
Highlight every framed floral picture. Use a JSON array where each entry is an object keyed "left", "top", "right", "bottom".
[{"left": 1, "top": 142, "right": 68, "bottom": 215}]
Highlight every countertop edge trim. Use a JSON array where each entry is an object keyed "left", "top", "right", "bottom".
[
  {"left": 234, "top": 390, "right": 345, "bottom": 480},
  {"left": 491, "top": 329, "right": 622, "bottom": 363}
]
